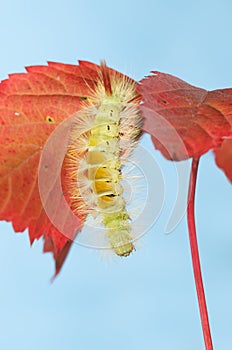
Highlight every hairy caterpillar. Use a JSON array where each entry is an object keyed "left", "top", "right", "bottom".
[{"left": 66, "top": 61, "right": 143, "bottom": 256}]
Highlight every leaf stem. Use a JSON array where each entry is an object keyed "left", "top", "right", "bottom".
[{"left": 187, "top": 157, "right": 213, "bottom": 350}]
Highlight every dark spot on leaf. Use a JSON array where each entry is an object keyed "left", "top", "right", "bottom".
[{"left": 46, "top": 116, "right": 55, "bottom": 123}]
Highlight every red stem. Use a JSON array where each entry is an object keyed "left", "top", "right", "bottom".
[{"left": 187, "top": 157, "right": 213, "bottom": 350}]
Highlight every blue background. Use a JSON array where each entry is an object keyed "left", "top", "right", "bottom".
[{"left": 0, "top": 0, "right": 232, "bottom": 349}]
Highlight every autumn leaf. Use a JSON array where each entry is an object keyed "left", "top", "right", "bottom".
[
  {"left": 138, "top": 71, "right": 232, "bottom": 350},
  {"left": 0, "top": 60, "right": 125, "bottom": 275},
  {"left": 214, "top": 138, "right": 232, "bottom": 182},
  {"left": 138, "top": 72, "right": 232, "bottom": 160},
  {"left": 2, "top": 59, "right": 232, "bottom": 349},
  {"left": 1, "top": 60, "right": 232, "bottom": 284}
]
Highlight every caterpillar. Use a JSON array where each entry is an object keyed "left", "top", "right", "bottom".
[{"left": 65, "top": 61, "right": 143, "bottom": 256}]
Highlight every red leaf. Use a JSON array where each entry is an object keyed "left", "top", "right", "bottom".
[
  {"left": 214, "top": 138, "right": 232, "bottom": 183},
  {"left": 3, "top": 60, "right": 232, "bottom": 276},
  {"left": 0, "top": 61, "right": 120, "bottom": 275},
  {"left": 138, "top": 72, "right": 232, "bottom": 160}
]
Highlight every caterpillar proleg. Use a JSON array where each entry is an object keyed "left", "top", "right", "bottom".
[{"left": 66, "top": 61, "right": 143, "bottom": 256}]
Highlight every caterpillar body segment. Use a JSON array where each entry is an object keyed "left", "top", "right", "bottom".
[{"left": 66, "top": 62, "right": 143, "bottom": 256}]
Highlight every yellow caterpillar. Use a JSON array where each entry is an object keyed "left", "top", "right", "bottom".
[{"left": 66, "top": 61, "right": 143, "bottom": 256}]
